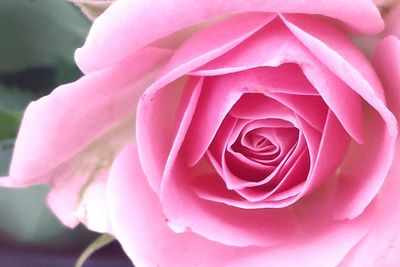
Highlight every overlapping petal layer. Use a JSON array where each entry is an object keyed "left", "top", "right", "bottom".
[
  {"left": 4, "top": 47, "right": 172, "bottom": 228},
  {"left": 75, "top": 0, "right": 382, "bottom": 73},
  {"left": 135, "top": 12, "right": 397, "bottom": 252}
]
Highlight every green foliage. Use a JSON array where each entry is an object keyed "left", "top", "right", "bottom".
[{"left": 0, "top": 0, "right": 90, "bottom": 73}]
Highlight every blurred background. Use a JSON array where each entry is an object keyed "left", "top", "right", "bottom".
[{"left": 0, "top": 0, "right": 132, "bottom": 266}]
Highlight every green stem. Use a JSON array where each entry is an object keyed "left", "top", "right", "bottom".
[{"left": 75, "top": 233, "right": 116, "bottom": 267}]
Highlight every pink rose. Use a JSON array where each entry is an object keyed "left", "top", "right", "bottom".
[{"left": 3, "top": 0, "right": 400, "bottom": 266}]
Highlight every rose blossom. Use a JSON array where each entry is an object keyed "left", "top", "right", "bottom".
[{"left": 2, "top": 0, "right": 400, "bottom": 266}]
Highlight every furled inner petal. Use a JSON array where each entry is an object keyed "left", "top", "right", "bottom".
[{"left": 198, "top": 86, "right": 325, "bottom": 208}]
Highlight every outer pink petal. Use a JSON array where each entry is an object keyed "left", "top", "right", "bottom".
[
  {"left": 9, "top": 47, "right": 171, "bottom": 184},
  {"left": 193, "top": 18, "right": 364, "bottom": 143},
  {"left": 107, "top": 144, "right": 371, "bottom": 267},
  {"left": 75, "top": 178, "right": 112, "bottom": 233},
  {"left": 282, "top": 14, "right": 386, "bottom": 102},
  {"left": 44, "top": 115, "right": 136, "bottom": 228},
  {"left": 4, "top": 48, "right": 171, "bottom": 229},
  {"left": 373, "top": 36, "right": 400, "bottom": 119},
  {"left": 339, "top": 36, "right": 400, "bottom": 267},
  {"left": 75, "top": 0, "right": 382, "bottom": 73},
  {"left": 282, "top": 15, "right": 398, "bottom": 219}
]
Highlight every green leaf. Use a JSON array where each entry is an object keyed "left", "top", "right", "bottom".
[
  {"left": 0, "top": 140, "right": 99, "bottom": 247},
  {"left": 0, "top": 86, "right": 36, "bottom": 111},
  {"left": 0, "top": 140, "right": 70, "bottom": 245},
  {"left": 0, "top": 139, "right": 14, "bottom": 176},
  {"left": 0, "top": 110, "right": 21, "bottom": 141},
  {"left": 0, "top": 0, "right": 90, "bottom": 73},
  {"left": 0, "top": 0, "right": 102, "bottom": 248}
]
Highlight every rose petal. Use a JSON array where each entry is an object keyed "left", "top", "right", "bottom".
[
  {"left": 301, "top": 110, "right": 350, "bottom": 196},
  {"left": 338, "top": 139, "right": 400, "bottom": 267},
  {"left": 282, "top": 14, "right": 385, "bottom": 102},
  {"left": 193, "top": 18, "right": 363, "bottom": 143},
  {"left": 229, "top": 93, "right": 300, "bottom": 126},
  {"left": 9, "top": 47, "right": 171, "bottom": 184},
  {"left": 179, "top": 75, "right": 243, "bottom": 166},
  {"left": 107, "top": 144, "right": 371, "bottom": 267},
  {"left": 44, "top": 116, "right": 135, "bottom": 228},
  {"left": 76, "top": 0, "right": 382, "bottom": 72},
  {"left": 136, "top": 77, "right": 203, "bottom": 193},
  {"left": 282, "top": 15, "right": 397, "bottom": 219},
  {"left": 75, "top": 178, "right": 112, "bottom": 233},
  {"left": 373, "top": 36, "right": 400, "bottom": 119},
  {"left": 339, "top": 36, "right": 400, "bottom": 267},
  {"left": 155, "top": 13, "right": 276, "bottom": 87}
]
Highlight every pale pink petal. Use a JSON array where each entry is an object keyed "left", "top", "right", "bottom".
[
  {"left": 45, "top": 117, "right": 135, "bottom": 228},
  {"left": 76, "top": 0, "right": 382, "bottom": 72},
  {"left": 107, "top": 145, "right": 371, "bottom": 267},
  {"left": 75, "top": 178, "right": 112, "bottom": 233},
  {"left": 5, "top": 48, "right": 171, "bottom": 229},
  {"left": 9, "top": 47, "right": 171, "bottom": 184},
  {"left": 45, "top": 165, "right": 90, "bottom": 228}
]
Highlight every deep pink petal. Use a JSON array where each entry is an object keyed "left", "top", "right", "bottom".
[
  {"left": 230, "top": 93, "right": 299, "bottom": 125},
  {"left": 76, "top": 0, "right": 382, "bottom": 72}
]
